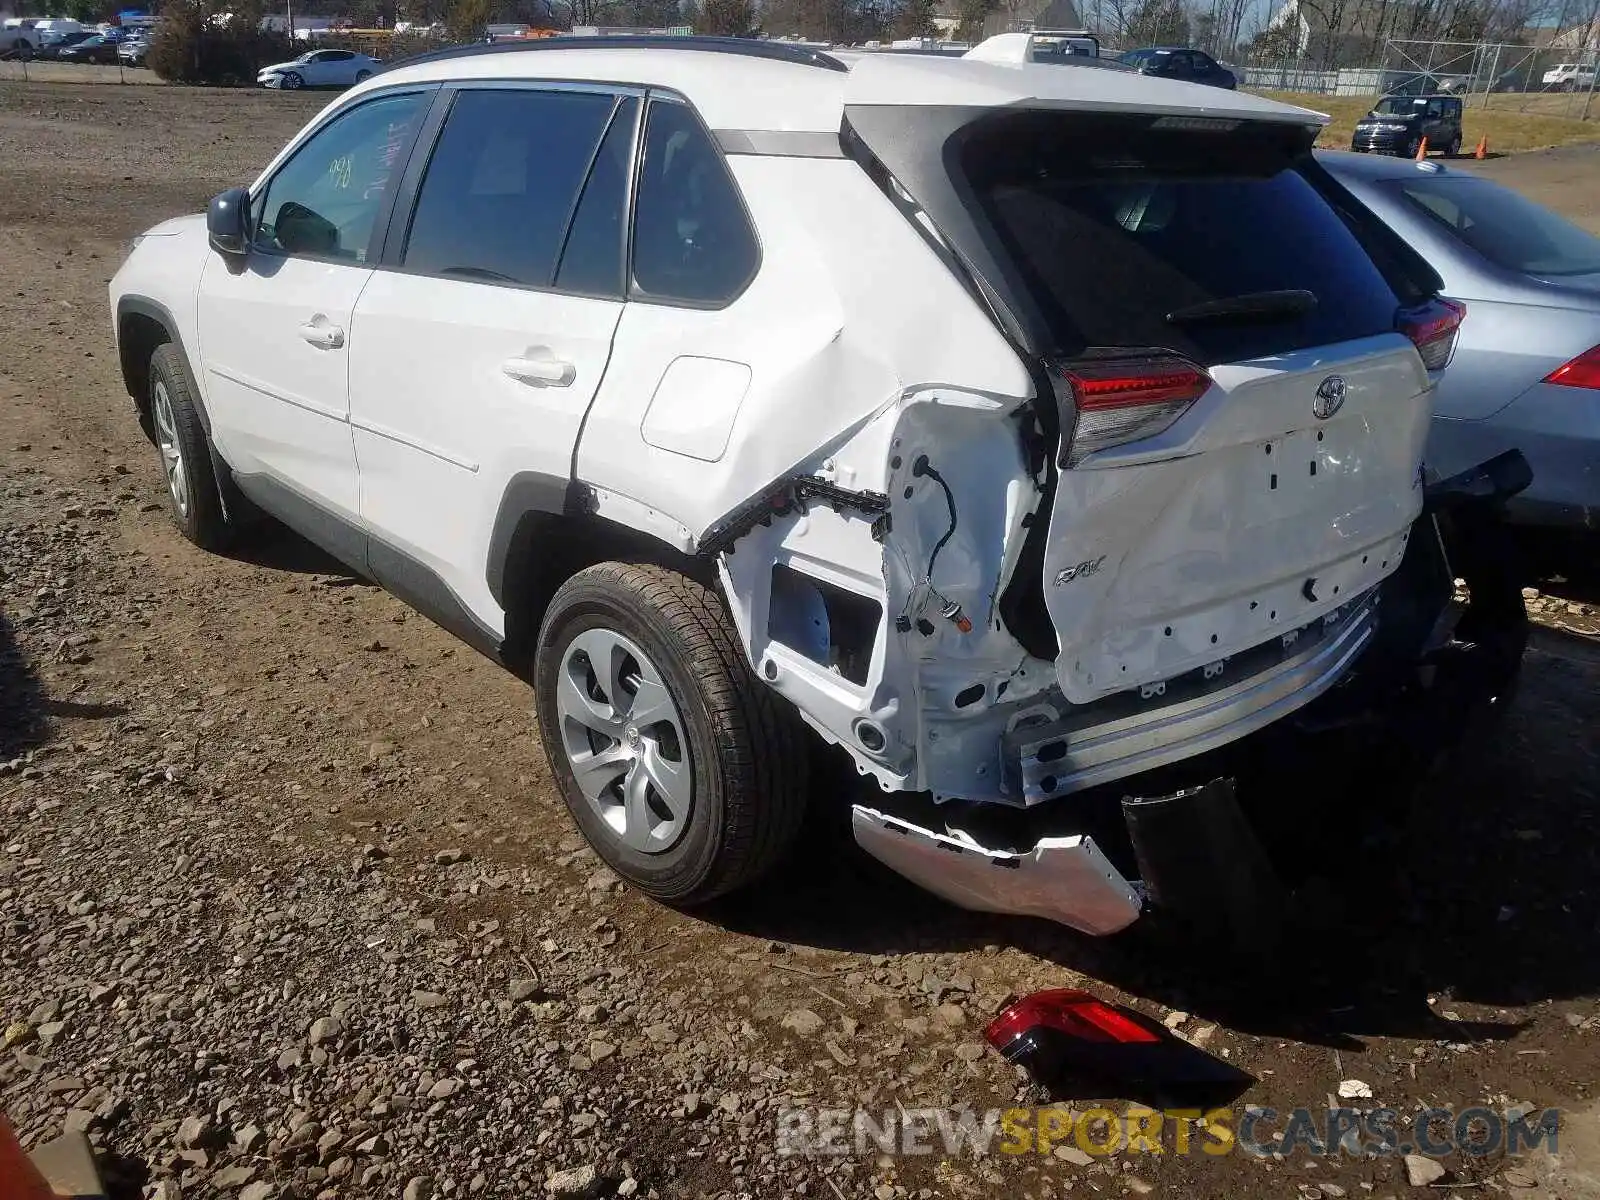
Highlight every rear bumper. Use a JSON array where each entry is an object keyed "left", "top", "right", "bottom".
[
  {"left": 1427, "top": 389, "right": 1600, "bottom": 532},
  {"left": 852, "top": 453, "right": 1531, "bottom": 935}
]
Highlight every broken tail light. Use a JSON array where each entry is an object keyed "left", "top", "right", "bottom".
[
  {"left": 1051, "top": 354, "right": 1212, "bottom": 467},
  {"left": 1543, "top": 344, "right": 1600, "bottom": 390},
  {"left": 984, "top": 988, "right": 1253, "bottom": 1107},
  {"left": 1397, "top": 297, "right": 1465, "bottom": 371}
]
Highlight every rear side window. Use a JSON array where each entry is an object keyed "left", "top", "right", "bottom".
[
  {"left": 958, "top": 112, "right": 1407, "bottom": 364},
  {"left": 403, "top": 88, "right": 616, "bottom": 288},
  {"left": 631, "top": 99, "right": 759, "bottom": 306},
  {"left": 1389, "top": 175, "right": 1600, "bottom": 277}
]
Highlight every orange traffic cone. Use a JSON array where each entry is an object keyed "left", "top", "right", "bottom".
[
  {"left": 0, "top": 1113, "right": 59, "bottom": 1200},
  {"left": 1414, "top": 136, "right": 1429, "bottom": 160},
  {"left": 1474, "top": 135, "right": 1488, "bottom": 159}
]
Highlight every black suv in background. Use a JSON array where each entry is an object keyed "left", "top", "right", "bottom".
[
  {"left": 1351, "top": 93, "right": 1464, "bottom": 157},
  {"left": 1117, "top": 46, "right": 1237, "bottom": 88}
]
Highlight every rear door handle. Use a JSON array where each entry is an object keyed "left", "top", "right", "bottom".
[
  {"left": 501, "top": 353, "right": 575, "bottom": 388},
  {"left": 298, "top": 319, "right": 345, "bottom": 350}
]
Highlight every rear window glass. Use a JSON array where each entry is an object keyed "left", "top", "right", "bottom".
[
  {"left": 957, "top": 112, "right": 1406, "bottom": 364},
  {"left": 1388, "top": 176, "right": 1600, "bottom": 277}
]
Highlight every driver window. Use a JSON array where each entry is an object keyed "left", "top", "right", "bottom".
[
  {"left": 630, "top": 98, "right": 759, "bottom": 307},
  {"left": 251, "top": 91, "right": 425, "bottom": 262},
  {"left": 1425, "top": 99, "right": 1445, "bottom": 117}
]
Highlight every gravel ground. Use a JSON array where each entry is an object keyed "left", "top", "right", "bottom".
[{"left": 2, "top": 83, "right": 1600, "bottom": 1200}]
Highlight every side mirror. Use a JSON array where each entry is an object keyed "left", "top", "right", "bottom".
[{"left": 207, "top": 187, "right": 250, "bottom": 257}]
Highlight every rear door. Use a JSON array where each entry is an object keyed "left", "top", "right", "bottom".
[
  {"left": 956, "top": 114, "right": 1437, "bottom": 704},
  {"left": 347, "top": 84, "right": 636, "bottom": 631}
]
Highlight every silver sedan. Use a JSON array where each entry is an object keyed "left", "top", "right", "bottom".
[{"left": 1320, "top": 150, "right": 1599, "bottom": 543}]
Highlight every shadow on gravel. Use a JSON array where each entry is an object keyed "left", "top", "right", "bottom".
[
  {"left": 715, "top": 640, "right": 1600, "bottom": 1052},
  {"left": 225, "top": 522, "right": 360, "bottom": 580},
  {"left": 0, "top": 609, "right": 50, "bottom": 759}
]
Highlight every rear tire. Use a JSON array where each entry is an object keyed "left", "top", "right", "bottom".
[
  {"left": 534, "top": 562, "right": 808, "bottom": 906},
  {"left": 147, "top": 343, "right": 232, "bottom": 552}
]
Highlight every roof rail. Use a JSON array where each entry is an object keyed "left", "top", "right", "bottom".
[{"left": 383, "top": 33, "right": 850, "bottom": 74}]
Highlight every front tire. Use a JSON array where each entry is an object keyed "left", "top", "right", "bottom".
[
  {"left": 148, "top": 343, "right": 231, "bottom": 551},
  {"left": 281, "top": 70, "right": 302, "bottom": 89},
  {"left": 534, "top": 562, "right": 808, "bottom": 906},
  {"left": 353, "top": 69, "right": 371, "bottom": 84}
]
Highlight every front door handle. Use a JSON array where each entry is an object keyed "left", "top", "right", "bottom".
[
  {"left": 501, "top": 352, "right": 575, "bottom": 388},
  {"left": 299, "top": 318, "right": 345, "bottom": 350}
]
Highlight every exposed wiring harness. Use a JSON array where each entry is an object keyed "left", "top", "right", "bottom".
[{"left": 896, "top": 455, "right": 972, "bottom": 635}]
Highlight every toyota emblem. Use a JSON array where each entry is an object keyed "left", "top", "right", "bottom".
[{"left": 1313, "top": 375, "right": 1346, "bottom": 420}]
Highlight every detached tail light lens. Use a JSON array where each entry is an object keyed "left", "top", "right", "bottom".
[
  {"left": 1397, "top": 297, "right": 1465, "bottom": 371},
  {"left": 985, "top": 989, "right": 1160, "bottom": 1054},
  {"left": 1544, "top": 344, "right": 1600, "bottom": 390},
  {"left": 1051, "top": 354, "right": 1212, "bottom": 467}
]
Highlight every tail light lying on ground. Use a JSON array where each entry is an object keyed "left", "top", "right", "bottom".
[
  {"left": 1543, "top": 344, "right": 1600, "bottom": 390},
  {"left": 984, "top": 988, "right": 1253, "bottom": 1106},
  {"left": 1397, "top": 297, "right": 1466, "bottom": 370},
  {"left": 1050, "top": 355, "right": 1213, "bottom": 466}
]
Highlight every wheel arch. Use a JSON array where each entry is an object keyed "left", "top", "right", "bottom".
[
  {"left": 116, "top": 297, "right": 210, "bottom": 437},
  {"left": 488, "top": 472, "right": 717, "bottom": 677}
]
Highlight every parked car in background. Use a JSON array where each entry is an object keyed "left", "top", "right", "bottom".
[
  {"left": 1116, "top": 45, "right": 1236, "bottom": 87},
  {"left": 1542, "top": 62, "right": 1597, "bottom": 91},
  {"left": 1324, "top": 152, "right": 1599, "bottom": 558},
  {"left": 34, "top": 29, "right": 93, "bottom": 58},
  {"left": 257, "top": 49, "right": 380, "bottom": 89},
  {"left": 118, "top": 33, "right": 150, "bottom": 66},
  {"left": 1350, "top": 93, "right": 1463, "bottom": 157},
  {"left": 0, "top": 19, "right": 39, "bottom": 56},
  {"left": 31, "top": 17, "right": 84, "bottom": 45},
  {"left": 110, "top": 36, "right": 1527, "bottom": 942},
  {"left": 56, "top": 33, "right": 123, "bottom": 63}
]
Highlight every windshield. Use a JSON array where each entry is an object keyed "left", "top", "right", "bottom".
[
  {"left": 1118, "top": 48, "right": 1164, "bottom": 66},
  {"left": 1389, "top": 175, "right": 1600, "bottom": 277},
  {"left": 1372, "top": 97, "right": 1423, "bottom": 115}
]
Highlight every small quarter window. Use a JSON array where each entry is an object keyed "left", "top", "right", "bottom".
[{"left": 631, "top": 99, "right": 759, "bottom": 306}]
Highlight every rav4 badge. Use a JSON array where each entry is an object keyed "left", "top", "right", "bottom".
[{"left": 1055, "top": 556, "right": 1106, "bottom": 587}]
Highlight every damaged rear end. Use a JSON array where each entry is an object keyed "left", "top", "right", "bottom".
[{"left": 713, "top": 83, "right": 1525, "bottom": 937}]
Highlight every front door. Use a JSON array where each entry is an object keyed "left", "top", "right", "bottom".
[
  {"left": 197, "top": 89, "right": 430, "bottom": 530},
  {"left": 348, "top": 85, "right": 637, "bottom": 630}
]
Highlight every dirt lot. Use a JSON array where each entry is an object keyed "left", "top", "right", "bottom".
[{"left": 2, "top": 82, "right": 1599, "bottom": 1200}]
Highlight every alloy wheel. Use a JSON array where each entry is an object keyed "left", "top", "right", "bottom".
[
  {"left": 555, "top": 627, "right": 691, "bottom": 855},
  {"left": 150, "top": 379, "right": 189, "bottom": 518}
]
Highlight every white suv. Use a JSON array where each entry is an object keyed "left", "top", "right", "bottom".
[
  {"left": 1542, "top": 62, "right": 1597, "bottom": 90},
  {"left": 109, "top": 36, "right": 1524, "bottom": 938}
]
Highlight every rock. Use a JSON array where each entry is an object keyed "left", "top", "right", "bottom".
[
  {"left": 954, "top": 1042, "right": 985, "bottom": 1063},
  {"left": 1163, "top": 1010, "right": 1190, "bottom": 1029},
  {"left": 781, "top": 1008, "right": 825, "bottom": 1037},
  {"left": 434, "top": 849, "right": 468, "bottom": 865},
  {"left": 643, "top": 1022, "right": 677, "bottom": 1044},
  {"left": 545, "top": 1164, "right": 598, "bottom": 1196},
  {"left": 275, "top": 1047, "right": 302, "bottom": 1071},
  {"left": 509, "top": 978, "right": 543, "bottom": 1003},
  {"left": 616, "top": 1181, "right": 638, "bottom": 1198},
  {"left": 427, "top": 1077, "right": 463, "bottom": 1100},
  {"left": 1337, "top": 1079, "right": 1373, "bottom": 1100},
  {"left": 147, "top": 1181, "right": 183, "bottom": 1200},
  {"left": 1502, "top": 1168, "right": 1538, "bottom": 1189},
  {"left": 588, "top": 1041, "right": 616, "bottom": 1062},
  {"left": 308, "top": 1016, "right": 342, "bottom": 1045},
  {"left": 576, "top": 1003, "right": 606, "bottom": 1024},
  {"left": 87, "top": 982, "right": 119, "bottom": 1004},
  {"left": 238, "top": 1185, "right": 274, "bottom": 1200},
  {"left": 176, "top": 1116, "right": 214, "bottom": 1149},
  {"left": 3, "top": 1021, "right": 34, "bottom": 1048},
  {"left": 412, "top": 991, "right": 448, "bottom": 1010},
  {"left": 680, "top": 1094, "right": 706, "bottom": 1119},
  {"left": 28, "top": 1000, "right": 61, "bottom": 1025},
  {"left": 211, "top": 1165, "right": 256, "bottom": 1188},
  {"left": 403, "top": 1177, "right": 435, "bottom": 1200},
  {"left": 1054, "top": 1146, "right": 1094, "bottom": 1166},
  {"left": 1404, "top": 1155, "right": 1447, "bottom": 1186},
  {"left": 1318, "top": 1185, "right": 1347, "bottom": 1198},
  {"left": 234, "top": 1125, "right": 264, "bottom": 1154}
]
